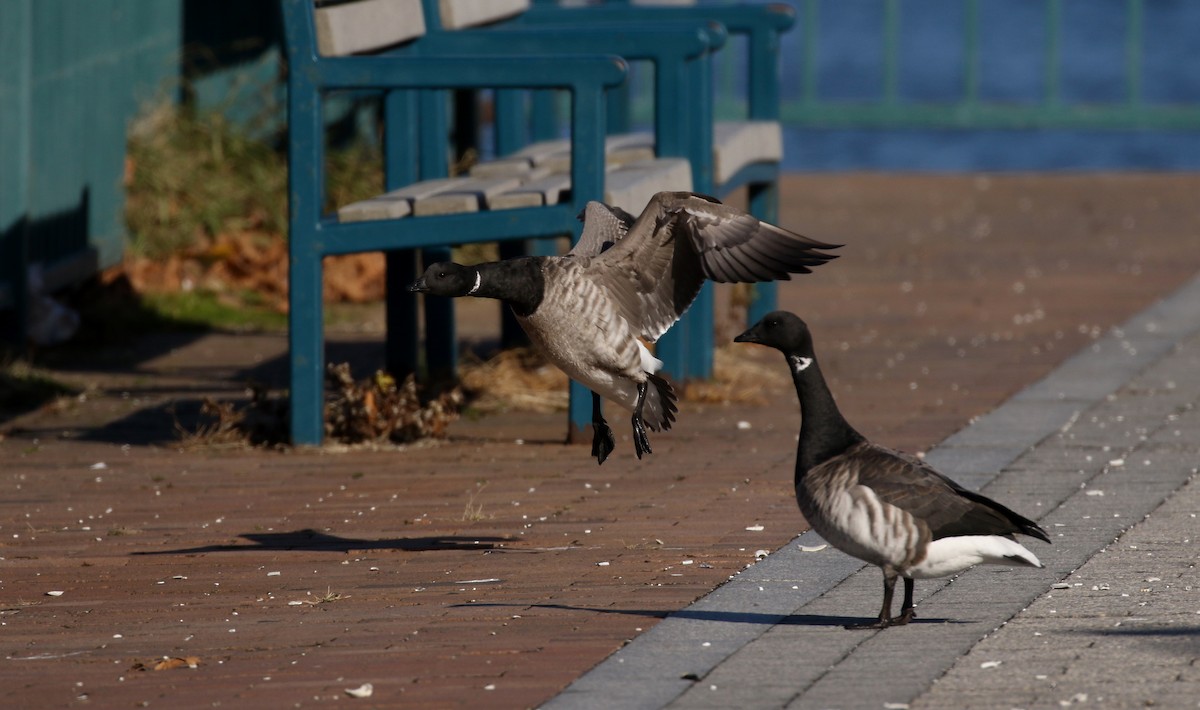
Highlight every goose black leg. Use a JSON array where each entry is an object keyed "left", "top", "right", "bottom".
[
  {"left": 630, "top": 381, "right": 652, "bottom": 459},
  {"left": 896, "top": 577, "right": 916, "bottom": 625},
  {"left": 590, "top": 392, "right": 615, "bottom": 466},
  {"left": 846, "top": 571, "right": 901, "bottom": 630}
]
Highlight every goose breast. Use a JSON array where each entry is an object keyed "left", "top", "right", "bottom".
[
  {"left": 797, "top": 463, "right": 929, "bottom": 572},
  {"left": 515, "top": 260, "right": 661, "bottom": 416}
]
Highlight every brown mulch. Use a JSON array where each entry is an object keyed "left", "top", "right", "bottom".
[{"left": 119, "top": 230, "right": 386, "bottom": 311}]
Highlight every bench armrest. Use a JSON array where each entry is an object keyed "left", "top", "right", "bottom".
[
  {"left": 523, "top": 3, "right": 795, "bottom": 35},
  {"left": 419, "top": 22, "right": 724, "bottom": 62},
  {"left": 311, "top": 53, "right": 627, "bottom": 91}
]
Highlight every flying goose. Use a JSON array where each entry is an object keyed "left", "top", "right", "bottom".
[
  {"left": 410, "top": 191, "right": 839, "bottom": 464},
  {"left": 735, "top": 311, "right": 1050, "bottom": 628}
]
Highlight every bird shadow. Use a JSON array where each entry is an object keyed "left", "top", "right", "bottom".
[
  {"left": 449, "top": 602, "right": 962, "bottom": 627},
  {"left": 131, "top": 528, "right": 513, "bottom": 555}
]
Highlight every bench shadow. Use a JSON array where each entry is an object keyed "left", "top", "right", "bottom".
[
  {"left": 133, "top": 528, "right": 513, "bottom": 555},
  {"left": 450, "top": 602, "right": 962, "bottom": 627}
]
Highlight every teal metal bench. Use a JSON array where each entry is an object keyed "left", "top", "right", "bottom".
[
  {"left": 281, "top": 0, "right": 728, "bottom": 445},
  {"left": 498, "top": 1, "right": 799, "bottom": 378},
  {"left": 413, "top": 0, "right": 796, "bottom": 434}
]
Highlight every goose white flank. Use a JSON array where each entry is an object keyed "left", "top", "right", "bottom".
[
  {"left": 411, "top": 191, "right": 839, "bottom": 464},
  {"left": 735, "top": 311, "right": 1050, "bottom": 628}
]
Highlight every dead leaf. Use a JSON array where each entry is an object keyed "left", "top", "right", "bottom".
[{"left": 131, "top": 656, "right": 201, "bottom": 672}]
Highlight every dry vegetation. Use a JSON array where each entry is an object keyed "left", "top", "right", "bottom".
[{"left": 116, "top": 101, "right": 778, "bottom": 450}]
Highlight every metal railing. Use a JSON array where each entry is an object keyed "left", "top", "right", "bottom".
[{"left": 703, "top": 0, "right": 1200, "bottom": 131}]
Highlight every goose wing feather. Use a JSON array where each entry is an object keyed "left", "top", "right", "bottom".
[
  {"left": 588, "top": 192, "right": 839, "bottom": 342},
  {"left": 567, "top": 201, "right": 637, "bottom": 258},
  {"left": 847, "top": 443, "right": 1050, "bottom": 542}
]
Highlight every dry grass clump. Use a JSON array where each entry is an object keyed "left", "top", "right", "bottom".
[
  {"left": 177, "top": 364, "right": 462, "bottom": 449},
  {"left": 458, "top": 342, "right": 786, "bottom": 413},
  {"left": 176, "top": 383, "right": 289, "bottom": 450},
  {"left": 682, "top": 344, "right": 788, "bottom": 405},
  {"left": 459, "top": 348, "right": 569, "bottom": 413},
  {"left": 325, "top": 363, "right": 462, "bottom": 444}
]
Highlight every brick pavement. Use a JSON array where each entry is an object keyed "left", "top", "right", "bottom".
[{"left": 1, "top": 174, "right": 1198, "bottom": 709}]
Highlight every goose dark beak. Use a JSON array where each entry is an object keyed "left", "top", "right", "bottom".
[
  {"left": 733, "top": 328, "right": 759, "bottom": 344},
  {"left": 409, "top": 278, "right": 428, "bottom": 293}
]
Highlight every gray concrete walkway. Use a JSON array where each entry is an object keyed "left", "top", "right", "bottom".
[{"left": 545, "top": 275, "right": 1200, "bottom": 708}]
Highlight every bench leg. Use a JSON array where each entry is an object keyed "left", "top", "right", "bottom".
[
  {"left": 385, "top": 250, "right": 419, "bottom": 378},
  {"left": 567, "top": 380, "right": 591, "bottom": 445},
  {"left": 289, "top": 249, "right": 325, "bottom": 446},
  {"left": 498, "top": 241, "right": 530, "bottom": 349},
  {"left": 421, "top": 246, "right": 457, "bottom": 384}
]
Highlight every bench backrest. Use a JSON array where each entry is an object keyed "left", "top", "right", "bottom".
[{"left": 313, "top": 0, "right": 531, "bottom": 56}]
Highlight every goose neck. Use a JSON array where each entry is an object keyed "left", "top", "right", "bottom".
[
  {"left": 788, "top": 352, "right": 863, "bottom": 475},
  {"left": 474, "top": 259, "right": 546, "bottom": 317}
]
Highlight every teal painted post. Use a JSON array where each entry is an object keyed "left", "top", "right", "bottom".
[
  {"left": 418, "top": 90, "right": 457, "bottom": 382},
  {"left": 685, "top": 49, "right": 714, "bottom": 379},
  {"left": 494, "top": 88, "right": 535, "bottom": 349},
  {"left": 384, "top": 89, "right": 420, "bottom": 378},
  {"left": 530, "top": 90, "right": 559, "bottom": 140},
  {"left": 495, "top": 90, "right": 526, "bottom": 154},
  {"left": 747, "top": 178, "right": 780, "bottom": 325},
  {"left": 746, "top": 3, "right": 790, "bottom": 322},
  {"left": 649, "top": 47, "right": 691, "bottom": 382},
  {"left": 286, "top": 41, "right": 328, "bottom": 445},
  {"left": 567, "top": 81, "right": 608, "bottom": 443}
]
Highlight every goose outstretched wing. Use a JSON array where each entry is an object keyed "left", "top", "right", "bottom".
[
  {"left": 589, "top": 191, "right": 840, "bottom": 342},
  {"left": 567, "top": 201, "right": 637, "bottom": 258}
]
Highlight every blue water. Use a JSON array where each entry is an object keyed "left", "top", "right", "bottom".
[{"left": 766, "top": 0, "right": 1200, "bottom": 171}]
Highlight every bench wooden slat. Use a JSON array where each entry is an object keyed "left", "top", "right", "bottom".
[
  {"left": 413, "top": 176, "right": 526, "bottom": 215},
  {"left": 336, "top": 177, "right": 461, "bottom": 222},
  {"left": 438, "top": 0, "right": 529, "bottom": 30},
  {"left": 603, "top": 158, "right": 692, "bottom": 214},
  {"left": 487, "top": 172, "right": 572, "bottom": 210},
  {"left": 315, "top": 0, "right": 426, "bottom": 56},
  {"left": 713, "top": 120, "right": 782, "bottom": 185}
]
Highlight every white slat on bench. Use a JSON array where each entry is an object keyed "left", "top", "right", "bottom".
[
  {"left": 487, "top": 172, "right": 572, "bottom": 210},
  {"left": 712, "top": 120, "right": 782, "bottom": 185},
  {"left": 315, "top": 0, "right": 426, "bottom": 56},
  {"left": 413, "top": 176, "right": 525, "bottom": 215},
  {"left": 500, "top": 134, "right": 657, "bottom": 174},
  {"left": 468, "top": 159, "right": 555, "bottom": 180},
  {"left": 336, "top": 177, "right": 460, "bottom": 222},
  {"left": 439, "top": 0, "right": 529, "bottom": 29},
  {"left": 604, "top": 157, "right": 692, "bottom": 214}
]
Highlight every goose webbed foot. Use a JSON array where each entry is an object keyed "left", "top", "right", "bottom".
[
  {"left": 630, "top": 381, "right": 653, "bottom": 460},
  {"left": 591, "top": 422, "right": 615, "bottom": 465},
  {"left": 845, "top": 616, "right": 899, "bottom": 630},
  {"left": 845, "top": 573, "right": 911, "bottom": 630},
  {"left": 631, "top": 414, "right": 652, "bottom": 459},
  {"left": 896, "top": 577, "right": 916, "bottom": 624},
  {"left": 590, "top": 392, "right": 615, "bottom": 466}
]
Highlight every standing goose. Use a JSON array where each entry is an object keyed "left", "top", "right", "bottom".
[
  {"left": 735, "top": 311, "right": 1050, "bottom": 629},
  {"left": 410, "top": 191, "right": 839, "bottom": 464}
]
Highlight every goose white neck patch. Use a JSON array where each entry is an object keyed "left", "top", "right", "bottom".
[
  {"left": 789, "top": 355, "right": 814, "bottom": 373},
  {"left": 466, "top": 270, "right": 481, "bottom": 296}
]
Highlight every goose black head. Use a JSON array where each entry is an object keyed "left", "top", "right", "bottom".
[
  {"left": 409, "top": 262, "right": 479, "bottom": 297},
  {"left": 734, "top": 311, "right": 814, "bottom": 356}
]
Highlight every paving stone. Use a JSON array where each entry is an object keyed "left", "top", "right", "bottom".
[{"left": 5, "top": 175, "right": 1200, "bottom": 709}]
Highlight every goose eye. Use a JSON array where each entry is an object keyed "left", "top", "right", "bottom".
[{"left": 438, "top": 271, "right": 447, "bottom": 279}]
